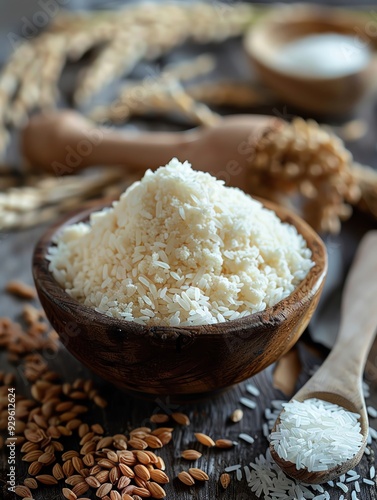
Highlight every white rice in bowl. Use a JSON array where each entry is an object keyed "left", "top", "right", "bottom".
[{"left": 48, "top": 158, "right": 314, "bottom": 327}]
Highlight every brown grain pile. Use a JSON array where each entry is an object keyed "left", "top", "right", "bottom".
[{"left": 0, "top": 282, "right": 239, "bottom": 499}]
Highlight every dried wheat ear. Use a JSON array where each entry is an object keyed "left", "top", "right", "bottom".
[{"left": 249, "top": 117, "right": 377, "bottom": 234}]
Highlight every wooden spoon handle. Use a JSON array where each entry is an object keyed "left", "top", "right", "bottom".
[
  {"left": 21, "top": 111, "right": 278, "bottom": 178},
  {"left": 72, "top": 128, "right": 198, "bottom": 171},
  {"left": 295, "top": 231, "right": 377, "bottom": 406},
  {"left": 334, "top": 231, "right": 377, "bottom": 365}
]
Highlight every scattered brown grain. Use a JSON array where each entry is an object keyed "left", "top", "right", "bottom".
[
  {"left": 98, "top": 458, "right": 117, "bottom": 469},
  {"left": 188, "top": 467, "right": 209, "bottom": 481},
  {"left": 62, "top": 450, "right": 80, "bottom": 461},
  {"left": 144, "top": 434, "right": 163, "bottom": 448},
  {"left": 109, "top": 466, "right": 120, "bottom": 484},
  {"left": 23, "top": 478, "right": 38, "bottom": 490},
  {"left": 14, "top": 485, "right": 32, "bottom": 498},
  {"left": 194, "top": 432, "right": 215, "bottom": 447},
  {"left": 38, "top": 452, "right": 55, "bottom": 464},
  {"left": 86, "top": 475, "right": 101, "bottom": 488},
  {"left": 72, "top": 481, "right": 90, "bottom": 496},
  {"left": 155, "top": 432, "right": 172, "bottom": 446},
  {"left": 96, "top": 470, "right": 110, "bottom": 484},
  {"left": 22, "top": 450, "right": 43, "bottom": 462},
  {"left": 36, "top": 474, "right": 58, "bottom": 485},
  {"left": 92, "top": 423, "right": 105, "bottom": 434},
  {"left": 118, "top": 462, "right": 135, "bottom": 478},
  {"left": 149, "top": 428, "right": 170, "bottom": 437},
  {"left": 51, "top": 462, "right": 64, "bottom": 480},
  {"left": 127, "top": 437, "right": 148, "bottom": 450},
  {"left": 72, "top": 455, "right": 84, "bottom": 472},
  {"left": 149, "top": 469, "right": 169, "bottom": 484},
  {"left": 215, "top": 438, "right": 234, "bottom": 448},
  {"left": 178, "top": 471, "right": 195, "bottom": 486},
  {"left": 146, "top": 481, "right": 166, "bottom": 498},
  {"left": 94, "top": 395, "right": 108, "bottom": 408},
  {"left": 134, "top": 464, "right": 150, "bottom": 481},
  {"left": 62, "top": 487, "right": 77, "bottom": 500},
  {"left": 171, "top": 412, "right": 190, "bottom": 426},
  {"left": 79, "top": 423, "right": 90, "bottom": 438},
  {"left": 65, "top": 475, "right": 84, "bottom": 486},
  {"left": 96, "top": 436, "right": 113, "bottom": 450},
  {"left": 110, "top": 491, "right": 122, "bottom": 500},
  {"left": 149, "top": 413, "right": 169, "bottom": 424},
  {"left": 155, "top": 457, "right": 165, "bottom": 471},
  {"left": 63, "top": 460, "right": 75, "bottom": 477},
  {"left": 21, "top": 441, "right": 38, "bottom": 453},
  {"left": 96, "top": 482, "right": 113, "bottom": 498},
  {"left": 117, "top": 476, "right": 131, "bottom": 489},
  {"left": 132, "top": 486, "right": 150, "bottom": 497},
  {"left": 220, "top": 472, "right": 231, "bottom": 489},
  {"left": 6, "top": 280, "right": 36, "bottom": 299},
  {"left": 180, "top": 449, "right": 202, "bottom": 460},
  {"left": 28, "top": 461, "right": 42, "bottom": 476}
]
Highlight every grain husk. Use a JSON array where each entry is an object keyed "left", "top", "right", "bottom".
[
  {"left": 149, "top": 469, "right": 169, "bottom": 484},
  {"left": 194, "top": 432, "right": 215, "bottom": 447},
  {"left": 188, "top": 467, "right": 209, "bottom": 481},
  {"left": 6, "top": 281, "right": 36, "bottom": 299},
  {"left": 181, "top": 449, "right": 202, "bottom": 460},
  {"left": 146, "top": 481, "right": 166, "bottom": 498},
  {"left": 36, "top": 474, "right": 58, "bottom": 485},
  {"left": 177, "top": 471, "right": 195, "bottom": 486},
  {"left": 96, "top": 483, "right": 113, "bottom": 498},
  {"left": 131, "top": 486, "right": 150, "bottom": 497},
  {"left": 65, "top": 475, "right": 84, "bottom": 486},
  {"left": 134, "top": 464, "right": 150, "bottom": 481},
  {"left": 72, "top": 481, "right": 90, "bottom": 496},
  {"left": 119, "top": 463, "right": 135, "bottom": 477},
  {"left": 28, "top": 461, "right": 42, "bottom": 476},
  {"left": 220, "top": 472, "right": 231, "bottom": 489},
  {"left": 52, "top": 462, "right": 65, "bottom": 480},
  {"left": 149, "top": 414, "right": 169, "bottom": 424},
  {"left": 14, "top": 486, "right": 32, "bottom": 498},
  {"left": 62, "top": 487, "right": 77, "bottom": 500},
  {"left": 23, "top": 478, "right": 38, "bottom": 489},
  {"left": 215, "top": 439, "right": 234, "bottom": 448},
  {"left": 171, "top": 412, "right": 190, "bottom": 426}
]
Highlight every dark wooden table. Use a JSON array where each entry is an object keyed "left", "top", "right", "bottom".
[
  {"left": 1, "top": 2, "right": 377, "bottom": 499},
  {"left": 1, "top": 218, "right": 376, "bottom": 498}
]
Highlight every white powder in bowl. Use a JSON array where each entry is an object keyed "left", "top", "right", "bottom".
[
  {"left": 270, "top": 398, "right": 363, "bottom": 472},
  {"left": 48, "top": 158, "right": 314, "bottom": 326},
  {"left": 270, "top": 34, "right": 371, "bottom": 79}
]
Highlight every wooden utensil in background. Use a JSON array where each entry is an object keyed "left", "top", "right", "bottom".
[{"left": 22, "top": 110, "right": 280, "bottom": 190}]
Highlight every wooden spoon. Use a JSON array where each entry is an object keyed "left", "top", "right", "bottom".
[
  {"left": 270, "top": 230, "right": 377, "bottom": 484},
  {"left": 21, "top": 110, "right": 282, "bottom": 190}
]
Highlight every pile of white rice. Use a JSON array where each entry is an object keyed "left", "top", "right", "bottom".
[
  {"left": 48, "top": 158, "right": 314, "bottom": 326},
  {"left": 270, "top": 398, "right": 363, "bottom": 472}
]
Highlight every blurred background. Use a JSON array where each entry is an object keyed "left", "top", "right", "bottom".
[{"left": 1, "top": 0, "right": 377, "bottom": 241}]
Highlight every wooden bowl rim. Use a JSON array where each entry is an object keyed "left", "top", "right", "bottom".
[
  {"left": 33, "top": 196, "right": 327, "bottom": 339},
  {"left": 244, "top": 3, "right": 373, "bottom": 83}
]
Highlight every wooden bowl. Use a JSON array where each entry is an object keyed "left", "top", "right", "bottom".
[
  {"left": 33, "top": 198, "right": 327, "bottom": 399},
  {"left": 244, "top": 4, "right": 377, "bottom": 115}
]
